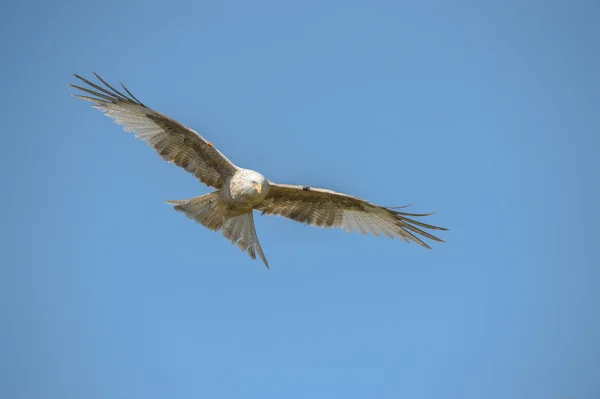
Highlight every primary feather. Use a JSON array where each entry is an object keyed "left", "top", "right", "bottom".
[
  {"left": 256, "top": 184, "right": 446, "bottom": 249},
  {"left": 70, "top": 73, "right": 237, "bottom": 189}
]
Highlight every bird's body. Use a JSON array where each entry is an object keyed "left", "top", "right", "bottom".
[{"left": 70, "top": 73, "right": 447, "bottom": 268}]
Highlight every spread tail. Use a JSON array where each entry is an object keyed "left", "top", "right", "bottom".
[{"left": 165, "top": 193, "right": 269, "bottom": 268}]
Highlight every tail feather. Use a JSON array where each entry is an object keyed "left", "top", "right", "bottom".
[
  {"left": 222, "top": 212, "right": 269, "bottom": 268},
  {"left": 165, "top": 192, "right": 269, "bottom": 268}
]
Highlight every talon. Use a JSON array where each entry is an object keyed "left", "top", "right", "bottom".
[{"left": 207, "top": 142, "right": 214, "bottom": 148}]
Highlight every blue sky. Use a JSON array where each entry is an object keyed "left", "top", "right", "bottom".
[{"left": 2, "top": 1, "right": 599, "bottom": 398}]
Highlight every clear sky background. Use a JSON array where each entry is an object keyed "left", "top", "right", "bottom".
[{"left": 2, "top": 1, "right": 599, "bottom": 398}]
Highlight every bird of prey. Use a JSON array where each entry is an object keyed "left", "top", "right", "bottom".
[{"left": 70, "top": 73, "right": 447, "bottom": 268}]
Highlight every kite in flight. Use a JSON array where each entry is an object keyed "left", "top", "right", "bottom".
[{"left": 70, "top": 73, "right": 447, "bottom": 268}]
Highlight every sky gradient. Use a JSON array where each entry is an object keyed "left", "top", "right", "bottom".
[{"left": 2, "top": 1, "right": 599, "bottom": 398}]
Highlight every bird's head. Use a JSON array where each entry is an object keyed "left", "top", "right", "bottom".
[{"left": 242, "top": 170, "right": 270, "bottom": 197}]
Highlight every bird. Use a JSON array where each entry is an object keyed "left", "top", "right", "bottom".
[{"left": 69, "top": 72, "right": 447, "bottom": 268}]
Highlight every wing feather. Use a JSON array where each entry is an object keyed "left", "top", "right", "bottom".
[
  {"left": 69, "top": 73, "right": 238, "bottom": 189},
  {"left": 255, "top": 183, "right": 447, "bottom": 248}
]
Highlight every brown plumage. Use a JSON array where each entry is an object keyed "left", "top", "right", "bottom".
[
  {"left": 256, "top": 184, "right": 446, "bottom": 249},
  {"left": 69, "top": 72, "right": 236, "bottom": 189},
  {"left": 70, "top": 72, "right": 447, "bottom": 268}
]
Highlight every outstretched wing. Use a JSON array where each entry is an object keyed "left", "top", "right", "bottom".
[
  {"left": 255, "top": 183, "right": 447, "bottom": 248},
  {"left": 69, "top": 72, "right": 238, "bottom": 189}
]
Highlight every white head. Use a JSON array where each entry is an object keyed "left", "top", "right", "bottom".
[{"left": 240, "top": 169, "right": 270, "bottom": 197}]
